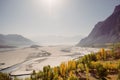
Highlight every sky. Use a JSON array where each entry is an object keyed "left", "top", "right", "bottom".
[{"left": 0, "top": 0, "right": 120, "bottom": 39}]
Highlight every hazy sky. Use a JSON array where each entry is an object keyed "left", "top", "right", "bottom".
[{"left": 0, "top": 0, "right": 120, "bottom": 38}]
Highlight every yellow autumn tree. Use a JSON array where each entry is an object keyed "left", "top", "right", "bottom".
[
  {"left": 100, "top": 48, "right": 107, "bottom": 60},
  {"left": 60, "top": 62, "right": 67, "bottom": 77},
  {"left": 53, "top": 67, "right": 59, "bottom": 74},
  {"left": 68, "top": 60, "right": 76, "bottom": 71}
]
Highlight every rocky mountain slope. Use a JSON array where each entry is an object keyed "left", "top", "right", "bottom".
[{"left": 77, "top": 5, "right": 120, "bottom": 47}]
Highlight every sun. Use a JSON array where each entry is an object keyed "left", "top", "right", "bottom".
[
  {"left": 43, "top": 0, "right": 58, "bottom": 6},
  {"left": 41, "top": 0, "right": 63, "bottom": 8},
  {"left": 35, "top": 0, "right": 65, "bottom": 8},
  {"left": 34, "top": 0, "right": 68, "bottom": 15}
]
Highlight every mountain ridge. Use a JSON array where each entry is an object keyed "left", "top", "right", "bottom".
[
  {"left": 0, "top": 34, "right": 34, "bottom": 47},
  {"left": 77, "top": 5, "right": 120, "bottom": 47}
]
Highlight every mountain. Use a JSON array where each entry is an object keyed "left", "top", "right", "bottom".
[
  {"left": 0, "top": 34, "right": 34, "bottom": 47},
  {"left": 77, "top": 5, "right": 120, "bottom": 47}
]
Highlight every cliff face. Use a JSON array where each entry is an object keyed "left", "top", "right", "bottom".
[{"left": 77, "top": 5, "right": 120, "bottom": 47}]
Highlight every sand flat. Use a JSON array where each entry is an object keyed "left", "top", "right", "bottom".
[{"left": 0, "top": 46, "right": 100, "bottom": 76}]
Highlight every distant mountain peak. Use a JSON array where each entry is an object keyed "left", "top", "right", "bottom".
[{"left": 0, "top": 34, "right": 34, "bottom": 46}]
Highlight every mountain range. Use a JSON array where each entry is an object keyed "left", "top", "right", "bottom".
[
  {"left": 0, "top": 34, "right": 34, "bottom": 47},
  {"left": 77, "top": 5, "right": 120, "bottom": 47}
]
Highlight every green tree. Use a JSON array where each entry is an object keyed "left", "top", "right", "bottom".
[
  {"left": 31, "top": 70, "right": 36, "bottom": 80},
  {"left": 90, "top": 53, "right": 97, "bottom": 61},
  {"left": 96, "top": 64, "right": 108, "bottom": 80},
  {"left": 77, "top": 63, "right": 85, "bottom": 73},
  {"left": 0, "top": 72, "right": 11, "bottom": 80},
  {"left": 43, "top": 65, "right": 53, "bottom": 80},
  {"left": 36, "top": 71, "right": 44, "bottom": 80}
]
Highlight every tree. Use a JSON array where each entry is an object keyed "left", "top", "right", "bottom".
[
  {"left": 89, "top": 53, "right": 97, "bottom": 61},
  {"left": 60, "top": 62, "right": 67, "bottom": 77},
  {"left": 53, "top": 74, "right": 63, "bottom": 80},
  {"left": 31, "top": 70, "right": 36, "bottom": 80},
  {"left": 77, "top": 63, "right": 85, "bottom": 73},
  {"left": 85, "top": 64, "right": 89, "bottom": 80},
  {"left": 36, "top": 71, "right": 44, "bottom": 80},
  {"left": 43, "top": 65, "right": 53, "bottom": 80},
  {"left": 100, "top": 48, "right": 107, "bottom": 60},
  {"left": 0, "top": 72, "right": 11, "bottom": 80},
  {"left": 96, "top": 53, "right": 101, "bottom": 60},
  {"left": 96, "top": 64, "right": 108, "bottom": 80},
  {"left": 53, "top": 66, "right": 60, "bottom": 78},
  {"left": 67, "top": 74, "right": 79, "bottom": 80},
  {"left": 68, "top": 60, "right": 77, "bottom": 71}
]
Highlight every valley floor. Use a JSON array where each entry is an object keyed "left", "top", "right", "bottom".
[{"left": 0, "top": 45, "right": 99, "bottom": 78}]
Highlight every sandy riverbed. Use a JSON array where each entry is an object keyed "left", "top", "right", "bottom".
[{"left": 0, "top": 45, "right": 100, "bottom": 77}]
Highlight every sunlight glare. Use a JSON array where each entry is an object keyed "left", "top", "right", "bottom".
[{"left": 34, "top": 0, "right": 68, "bottom": 16}]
